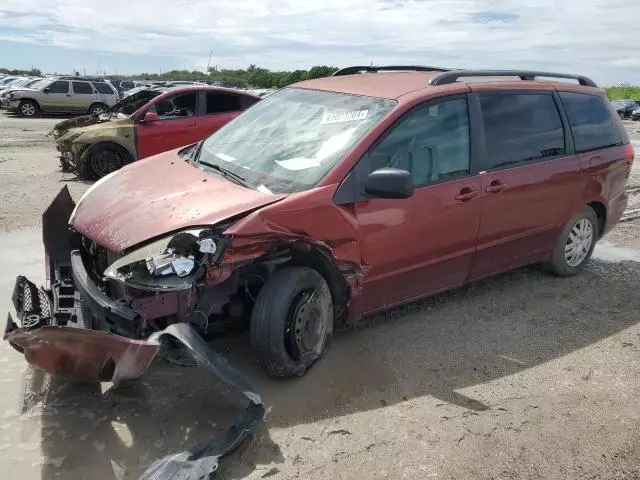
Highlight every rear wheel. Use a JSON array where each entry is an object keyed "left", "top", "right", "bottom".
[
  {"left": 250, "top": 267, "right": 333, "bottom": 377},
  {"left": 548, "top": 206, "right": 598, "bottom": 276},
  {"left": 88, "top": 103, "right": 107, "bottom": 115},
  {"left": 17, "top": 100, "right": 39, "bottom": 117}
]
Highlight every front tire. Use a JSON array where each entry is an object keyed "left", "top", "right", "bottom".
[
  {"left": 250, "top": 267, "right": 333, "bottom": 377},
  {"left": 83, "top": 143, "right": 132, "bottom": 179},
  {"left": 17, "top": 100, "right": 39, "bottom": 117},
  {"left": 548, "top": 206, "right": 599, "bottom": 277}
]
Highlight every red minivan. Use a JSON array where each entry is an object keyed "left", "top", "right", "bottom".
[{"left": 8, "top": 67, "right": 634, "bottom": 381}]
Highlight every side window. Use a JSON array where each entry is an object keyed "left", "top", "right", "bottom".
[
  {"left": 479, "top": 93, "right": 565, "bottom": 171},
  {"left": 72, "top": 81, "right": 94, "bottom": 94},
  {"left": 365, "top": 97, "right": 470, "bottom": 187},
  {"left": 560, "top": 92, "right": 622, "bottom": 153},
  {"left": 205, "top": 92, "right": 241, "bottom": 114},
  {"left": 152, "top": 92, "right": 197, "bottom": 119},
  {"left": 93, "top": 82, "right": 114, "bottom": 94},
  {"left": 121, "top": 81, "right": 134, "bottom": 90},
  {"left": 47, "top": 81, "right": 70, "bottom": 94}
]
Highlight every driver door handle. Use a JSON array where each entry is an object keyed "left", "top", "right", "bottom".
[{"left": 485, "top": 182, "right": 506, "bottom": 193}]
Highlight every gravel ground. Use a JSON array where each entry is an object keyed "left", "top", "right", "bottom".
[{"left": 0, "top": 111, "right": 639, "bottom": 480}]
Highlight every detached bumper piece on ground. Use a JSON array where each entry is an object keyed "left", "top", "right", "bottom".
[
  {"left": 3, "top": 189, "right": 266, "bottom": 479},
  {"left": 5, "top": 296, "right": 265, "bottom": 480}
]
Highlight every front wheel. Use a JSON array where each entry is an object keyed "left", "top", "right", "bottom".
[
  {"left": 250, "top": 267, "right": 333, "bottom": 377},
  {"left": 17, "top": 100, "right": 39, "bottom": 117},
  {"left": 83, "top": 143, "right": 131, "bottom": 179},
  {"left": 548, "top": 206, "right": 599, "bottom": 276}
]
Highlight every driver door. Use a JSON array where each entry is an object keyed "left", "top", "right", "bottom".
[
  {"left": 353, "top": 95, "right": 482, "bottom": 314},
  {"left": 136, "top": 91, "right": 197, "bottom": 159}
]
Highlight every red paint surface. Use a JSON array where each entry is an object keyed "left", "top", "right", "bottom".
[
  {"left": 72, "top": 150, "right": 285, "bottom": 251},
  {"left": 133, "top": 86, "right": 258, "bottom": 160}
]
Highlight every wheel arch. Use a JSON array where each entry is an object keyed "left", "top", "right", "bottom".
[
  {"left": 586, "top": 200, "right": 607, "bottom": 239},
  {"left": 278, "top": 243, "right": 350, "bottom": 325},
  {"left": 86, "top": 101, "right": 108, "bottom": 113},
  {"left": 78, "top": 139, "right": 135, "bottom": 165}
]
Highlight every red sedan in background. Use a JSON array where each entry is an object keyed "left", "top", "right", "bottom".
[{"left": 54, "top": 85, "right": 262, "bottom": 178}]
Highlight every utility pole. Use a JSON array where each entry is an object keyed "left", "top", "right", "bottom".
[{"left": 206, "top": 49, "right": 212, "bottom": 73}]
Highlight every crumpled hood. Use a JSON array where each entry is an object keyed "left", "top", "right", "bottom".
[
  {"left": 1, "top": 87, "right": 37, "bottom": 96},
  {"left": 72, "top": 149, "right": 285, "bottom": 251},
  {"left": 54, "top": 116, "right": 132, "bottom": 141}
]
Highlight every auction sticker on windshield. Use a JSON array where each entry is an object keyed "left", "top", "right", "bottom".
[{"left": 321, "top": 110, "right": 368, "bottom": 124}]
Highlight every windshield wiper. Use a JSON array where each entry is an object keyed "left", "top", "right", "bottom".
[{"left": 199, "top": 160, "right": 254, "bottom": 189}]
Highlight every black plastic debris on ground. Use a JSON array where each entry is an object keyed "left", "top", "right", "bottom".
[{"left": 138, "top": 323, "right": 266, "bottom": 480}]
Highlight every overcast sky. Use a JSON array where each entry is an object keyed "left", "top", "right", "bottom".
[{"left": 0, "top": 0, "right": 638, "bottom": 85}]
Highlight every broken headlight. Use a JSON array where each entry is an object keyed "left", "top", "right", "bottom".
[{"left": 104, "top": 229, "right": 223, "bottom": 291}]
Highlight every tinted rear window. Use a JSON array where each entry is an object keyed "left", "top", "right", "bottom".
[
  {"left": 479, "top": 93, "right": 565, "bottom": 171},
  {"left": 93, "top": 82, "right": 114, "bottom": 94},
  {"left": 205, "top": 92, "right": 241, "bottom": 113},
  {"left": 560, "top": 92, "right": 622, "bottom": 152},
  {"left": 72, "top": 81, "right": 94, "bottom": 94},
  {"left": 240, "top": 95, "right": 260, "bottom": 109}
]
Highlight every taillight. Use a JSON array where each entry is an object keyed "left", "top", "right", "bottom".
[{"left": 625, "top": 143, "right": 635, "bottom": 165}]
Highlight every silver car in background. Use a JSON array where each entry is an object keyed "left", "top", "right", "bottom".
[{"left": 5, "top": 77, "right": 118, "bottom": 117}]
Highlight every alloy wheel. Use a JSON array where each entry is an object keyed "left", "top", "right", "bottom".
[
  {"left": 564, "top": 218, "right": 594, "bottom": 267},
  {"left": 21, "top": 103, "right": 35, "bottom": 116}
]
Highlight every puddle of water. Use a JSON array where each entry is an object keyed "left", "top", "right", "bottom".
[{"left": 593, "top": 240, "right": 640, "bottom": 263}]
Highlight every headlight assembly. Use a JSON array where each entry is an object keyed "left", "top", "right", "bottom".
[{"left": 103, "top": 229, "right": 226, "bottom": 291}]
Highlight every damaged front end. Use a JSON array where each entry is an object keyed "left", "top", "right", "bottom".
[
  {"left": 4, "top": 186, "right": 267, "bottom": 478},
  {"left": 5, "top": 185, "right": 238, "bottom": 381}
]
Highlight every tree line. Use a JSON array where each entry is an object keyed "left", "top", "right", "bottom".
[
  {"left": 0, "top": 65, "right": 338, "bottom": 89},
  {"left": 3, "top": 65, "right": 637, "bottom": 96},
  {"left": 126, "top": 65, "right": 339, "bottom": 88}
]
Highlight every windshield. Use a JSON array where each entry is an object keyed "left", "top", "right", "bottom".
[
  {"left": 112, "top": 88, "right": 164, "bottom": 115},
  {"left": 25, "top": 79, "right": 45, "bottom": 89},
  {"left": 198, "top": 88, "right": 396, "bottom": 193}
]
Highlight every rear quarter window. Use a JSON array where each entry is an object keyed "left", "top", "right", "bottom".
[
  {"left": 93, "top": 82, "right": 115, "bottom": 94},
  {"left": 559, "top": 92, "right": 623, "bottom": 153},
  {"left": 205, "top": 92, "right": 242, "bottom": 113},
  {"left": 240, "top": 95, "right": 260, "bottom": 110}
]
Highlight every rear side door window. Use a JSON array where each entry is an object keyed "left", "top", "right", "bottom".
[
  {"left": 559, "top": 92, "right": 622, "bottom": 152},
  {"left": 478, "top": 93, "right": 565, "bottom": 171},
  {"left": 204, "top": 92, "right": 241, "bottom": 114},
  {"left": 364, "top": 97, "right": 470, "bottom": 186},
  {"left": 72, "top": 81, "right": 94, "bottom": 94}
]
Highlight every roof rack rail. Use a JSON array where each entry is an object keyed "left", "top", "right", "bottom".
[
  {"left": 333, "top": 65, "right": 450, "bottom": 76},
  {"left": 55, "top": 75, "right": 107, "bottom": 82},
  {"left": 428, "top": 70, "right": 597, "bottom": 87}
]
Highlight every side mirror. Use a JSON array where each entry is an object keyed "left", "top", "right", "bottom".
[
  {"left": 364, "top": 168, "right": 414, "bottom": 199},
  {"left": 43, "top": 87, "right": 50, "bottom": 94},
  {"left": 142, "top": 111, "right": 158, "bottom": 123}
]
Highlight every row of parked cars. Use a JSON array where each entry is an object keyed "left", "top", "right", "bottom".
[
  {"left": 5, "top": 66, "right": 635, "bottom": 379},
  {"left": 611, "top": 99, "right": 640, "bottom": 121}
]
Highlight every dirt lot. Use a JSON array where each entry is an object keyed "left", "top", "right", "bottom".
[{"left": 0, "top": 112, "right": 639, "bottom": 480}]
